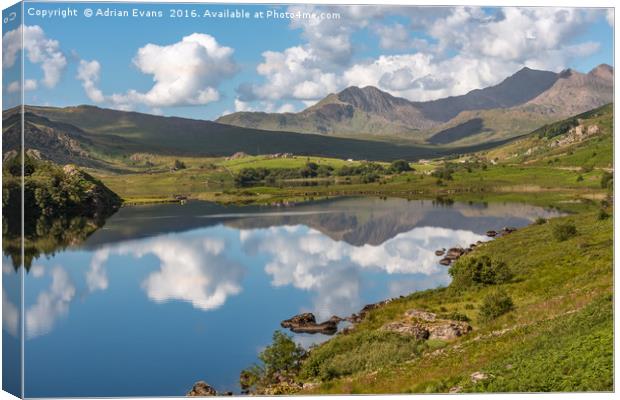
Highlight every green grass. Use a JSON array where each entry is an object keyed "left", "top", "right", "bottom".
[{"left": 297, "top": 210, "right": 612, "bottom": 394}]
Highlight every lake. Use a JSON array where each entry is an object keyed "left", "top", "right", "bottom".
[{"left": 3, "top": 197, "right": 563, "bottom": 397}]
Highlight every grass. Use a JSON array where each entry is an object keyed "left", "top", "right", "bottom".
[{"left": 297, "top": 210, "right": 612, "bottom": 393}]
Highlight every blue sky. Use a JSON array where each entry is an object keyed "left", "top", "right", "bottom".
[{"left": 2, "top": 3, "right": 614, "bottom": 120}]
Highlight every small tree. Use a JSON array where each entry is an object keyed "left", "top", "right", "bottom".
[
  {"left": 240, "top": 331, "right": 306, "bottom": 394},
  {"left": 389, "top": 160, "right": 412, "bottom": 173},
  {"left": 449, "top": 255, "right": 513, "bottom": 289}
]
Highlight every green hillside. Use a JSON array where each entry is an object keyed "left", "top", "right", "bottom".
[{"left": 18, "top": 105, "right": 510, "bottom": 162}]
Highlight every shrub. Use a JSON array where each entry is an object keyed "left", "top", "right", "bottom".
[
  {"left": 173, "top": 159, "right": 186, "bottom": 169},
  {"left": 534, "top": 217, "right": 547, "bottom": 225},
  {"left": 449, "top": 255, "right": 513, "bottom": 289},
  {"left": 600, "top": 172, "right": 613, "bottom": 190},
  {"left": 389, "top": 160, "right": 412, "bottom": 173},
  {"left": 598, "top": 209, "right": 610, "bottom": 220},
  {"left": 576, "top": 175, "right": 584, "bottom": 182},
  {"left": 360, "top": 172, "right": 379, "bottom": 183},
  {"left": 479, "top": 289, "right": 514, "bottom": 322},
  {"left": 552, "top": 221, "right": 577, "bottom": 242},
  {"left": 239, "top": 331, "right": 305, "bottom": 393}
]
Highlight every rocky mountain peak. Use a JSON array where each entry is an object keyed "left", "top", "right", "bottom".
[{"left": 588, "top": 63, "right": 614, "bottom": 81}]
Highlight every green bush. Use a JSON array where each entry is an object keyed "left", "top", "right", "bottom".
[
  {"left": 552, "top": 221, "right": 577, "bottom": 242},
  {"left": 240, "top": 331, "right": 306, "bottom": 393},
  {"left": 479, "top": 289, "right": 514, "bottom": 322},
  {"left": 600, "top": 172, "right": 613, "bottom": 190},
  {"left": 534, "top": 217, "right": 547, "bottom": 225},
  {"left": 598, "top": 209, "right": 610, "bottom": 221},
  {"left": 389, "top": 160, "right": 412, "bottom": 173},
  {"left": 449, "top": 255, "right": 513, "bottom": 289}
]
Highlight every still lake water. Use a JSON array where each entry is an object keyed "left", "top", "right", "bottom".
[{"left": 3, "top": 197, "right": 563, "bottom": 397}]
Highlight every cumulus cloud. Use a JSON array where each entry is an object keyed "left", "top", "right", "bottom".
[
  {"left": 88, "top": 235, "right": 245, "bottom": 311},
  {"left": 606, "top": 9, "right": 614, "bottom": 27},
  {"left": 240, "top": 6, "right": 606, "bottom": 106},
  {"left": 373, "top": 23, "right": 411, "bottom": 50},
  {"left": 78, "top": 33, "right": 238, "bottom": 109},
  {"left": 86, "top": 249, "right": 109, "bottom": 292},
  {"left": 2, "top": 24, "right": 67, "bottom": 88},
  {"left": 26, "top": 267, "right": 76, "bottom": 339},
  {"left": 77, "top": 60, "right": 104, "bottom": 103},
  {"left": 2, "top": 291, "right": 19, "bottom": 337}
]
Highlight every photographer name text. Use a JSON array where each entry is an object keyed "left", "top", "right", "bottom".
[{"left": 26, "top": 6, "right": 341, "bottom": 21}]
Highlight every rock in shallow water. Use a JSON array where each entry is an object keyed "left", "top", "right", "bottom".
[{"left": 281, "top": 313, "right": 341, "bottom": 335}]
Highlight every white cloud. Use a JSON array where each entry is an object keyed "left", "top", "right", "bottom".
[
  {"left": 77, "top": 60, "right": 104, "bottom": 103},
  {"left": 241, "top": 225, "right": 486, "bottom": 320},
  {"left": 277, "top": 103, "right": 297, "bottom": 113},
  {"left": 116, "top": 33, "right": 237, "bottom": 108},
  {"left": 31, "top": 264, "right": 45, "bottom": 278},
  {"left": 606, "top": 9, "right": 614, "bottom": 27},
  {"left": 2, "top": 291, "right": 19, "bottom": 337},
  {"left": 234, "top": 98, "right": 255, "bottom": 112},
  {"left": 79, "top": 33, "right": 238, "bottom": 109},
  {"left": 2, "top": 25, "right": 67, "bottom": 88},
  {"left": 6, "top": 81, "right": 20, "bottom": 93},
  {"left": 88, "top": 235, "right": 245, "bottom": 311},
  {"left": 86, "top": 249, "right": 109, "bottom": 292},
  {"left": 239, "top": 6, "right": 606, "bottom": 107},
  {"left": 25, "top": 267, "right": 76, "bottom": 339},
  {"left": 373, "top": 23, "right": 410, "bottom": 50}
]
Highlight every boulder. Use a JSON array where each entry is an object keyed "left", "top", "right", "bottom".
[
  {"left": 381, "top": 322, "right": 430, "bottom": 340},
  {"left": 187, "top": 381, "right": 217, "bottom": 397},
  {"left": 384, "top": 309, "right": 472, "bottom": 341},
  {"left": 435, "top": 248, "right": 446, "bottom": 256},
  {"left": 428, "top": 321, "right": 472, "bottom": 340},
  {"left": 486, "top": 230, "right": 497, "bottom": 237}
]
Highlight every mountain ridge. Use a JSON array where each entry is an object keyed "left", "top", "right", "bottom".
[{"left": 216, "top": 64, "right": 613, "bottom": 144}]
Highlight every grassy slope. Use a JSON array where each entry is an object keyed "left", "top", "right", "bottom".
[
  {"left": 25, "top": 105, "right": 504, "bottom": 162},
  {"left": 299, "top": 210, "right": 612, "bottom": 393}
]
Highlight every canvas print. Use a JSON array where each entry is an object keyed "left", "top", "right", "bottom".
[{"left": 1, "top": 1, "right": 614, "bottom": 398}]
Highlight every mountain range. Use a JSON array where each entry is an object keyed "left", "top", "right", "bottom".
[
  {"left": 1, "top": 64, "right": 613, "bottom": 168},
  {"left": 216, "top": 64, "right": 613, "bottom": 145}
]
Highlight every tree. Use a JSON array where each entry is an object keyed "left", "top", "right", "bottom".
[
  {"left": 240, "top": 331, "right": 306, "bottom": 394},
  {"left": 389, "top": 160, "right": 412, "bottom": 173}
]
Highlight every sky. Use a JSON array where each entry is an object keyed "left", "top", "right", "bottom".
[{"left": 2, "top": 3, "right": 614, "bottom": 120}]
